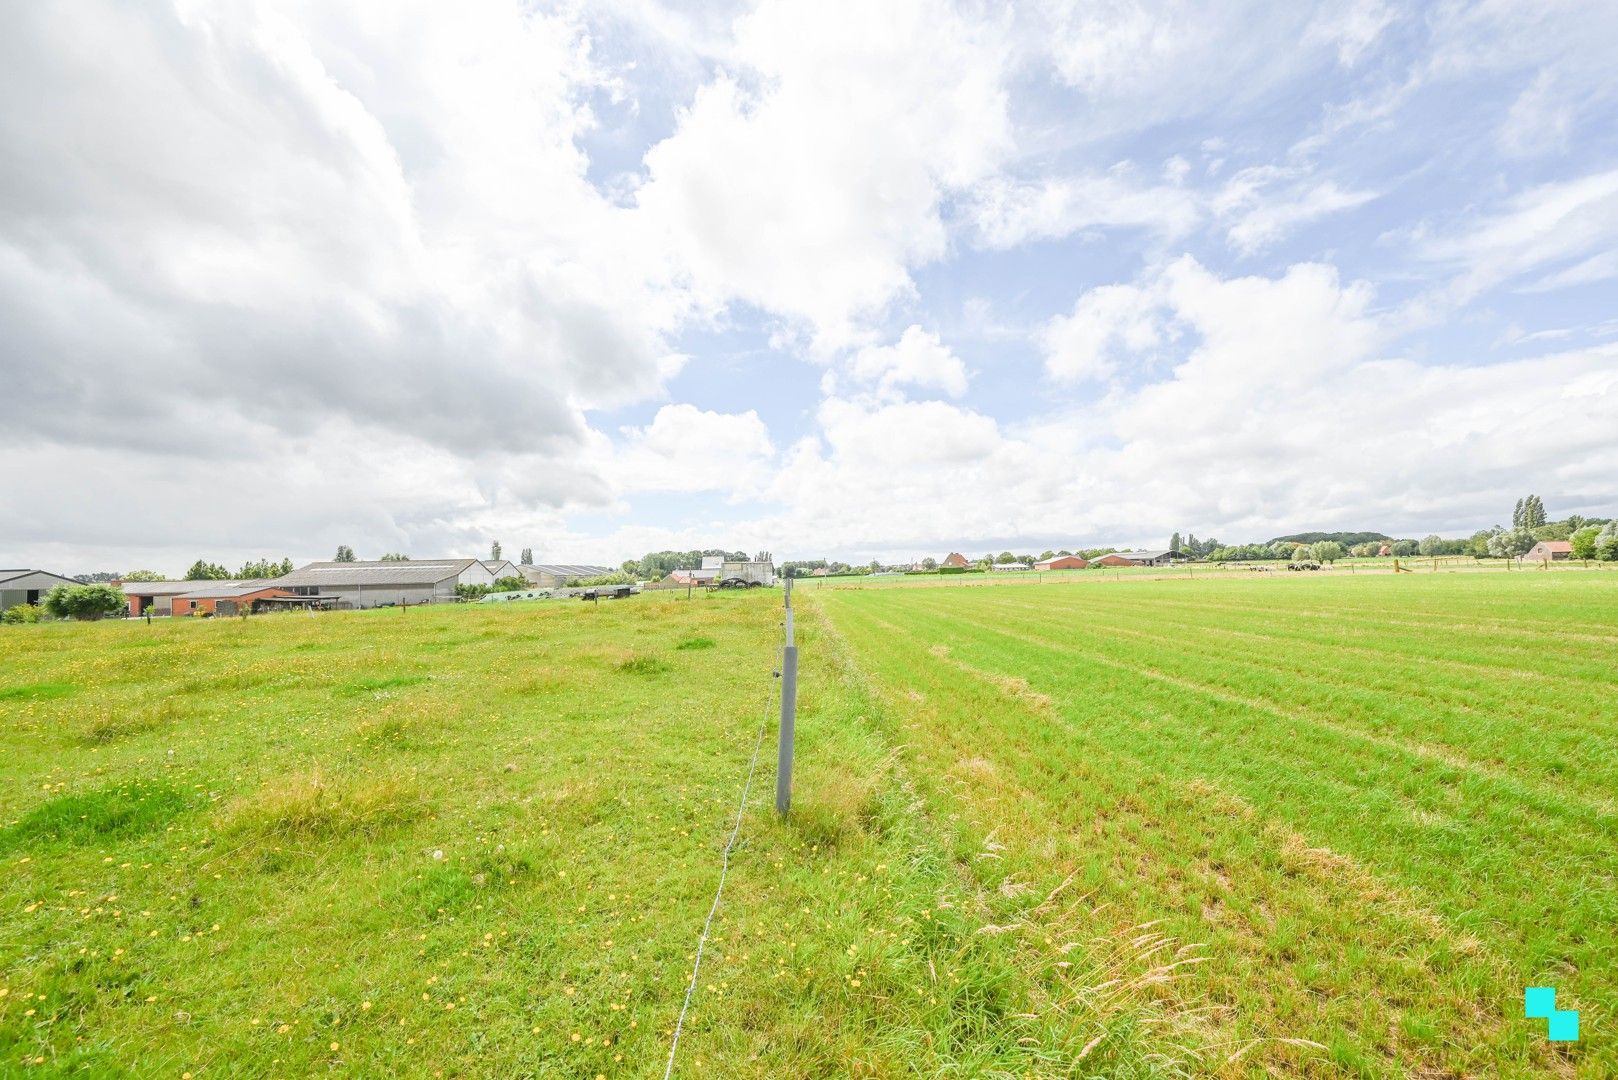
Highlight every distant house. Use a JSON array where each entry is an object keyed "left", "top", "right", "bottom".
[
  {"left": 1524, "top": 540, "right": 1573, "bottom": 563},
  {"left": 275, "top": 559, "right": 495, "bottom": 609},
  {"left": 168, "top": 582, "right": 297, "bottom": 617},
  {"left": 517, "top": 563, "right": 615, "bottom": 588},
  {"left": 990, "top": 562, "right": 1030, "bottom": 571},
  {"left": 1096, "top": 550, "right": 1179, "bottom": 568},
  {"left": 482, "top": 559, "right": 519, "bottom": 580},
  {"left": 0, "top": 569, "right": 77, "bottom": 612},
  {"left": 122, "top": 579, "right": 249, "bottom": 617},
  {"left": 942, "top": 552, "right": 970, "bottom": 569},
  {"left": 1034, "top": 555, "right": 1089, "bottom": 570}
]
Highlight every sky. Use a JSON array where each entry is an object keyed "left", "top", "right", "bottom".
[{"left": 3, "top": 0, "right": 1616, "bottom": 576}]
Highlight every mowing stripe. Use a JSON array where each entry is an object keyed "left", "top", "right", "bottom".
[{"left": 663, "top": 635, "right": 780, "bottom": 1079}]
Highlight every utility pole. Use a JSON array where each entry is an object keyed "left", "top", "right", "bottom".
[{"left": 776, "top": 575, "right": 797, "bottom": 816}]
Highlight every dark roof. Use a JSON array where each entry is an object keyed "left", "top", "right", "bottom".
[
  {"left": 174, "top": 581, "right": 287, "bottom": 599},
  {"left": 122, "top": 579, "right": 247, "bottom": 596},
  {"left": 519, "top": 563, "right": 615, "bottom": 577},
  {"left": 277, "top": 559, "right": 480, "bottom": 587},
  {"left": 0, "top": 569, "right": 77, "bottom": 587}
]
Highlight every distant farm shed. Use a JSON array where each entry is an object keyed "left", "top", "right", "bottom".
[
  {"left": 169, "top": 582, "right": 296, "bottom": 617},
  {"left": 0, "top": 569, "right": 77, "bottom": 612},
  {"left": 123, "top": 580, "right": 253, "bottom": 617},
  {"left": 1096, "top": 550, "right": 1179, "bottom": 568},
  {"left": 276, "top": 559, "right": 494, "bottom": 609},
  {"left": 1524, "top": 541, "right": 1572, "bottom": 562},
  {"left": 1034, "top": 555, "right": 1089, "bottom": 570},
  {"left": 518, "top": 563, "right": 615, "bottom": 588},
  {"left": 942, "top": 552, "right": 970, "bottom": 568}
]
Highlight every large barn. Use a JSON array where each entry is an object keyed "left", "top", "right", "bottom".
[
  {"left": 274, "top": 559, "right": 496, "bottom": 609},
  {"left": 0, "top": 569, "right": 77, "bottom": 612},
  {"left": 517, "top": 563, "right": 616, "bottom": 588},
  {"left": 1034, "top": 555, "right": 1089, "bottom": 570}
]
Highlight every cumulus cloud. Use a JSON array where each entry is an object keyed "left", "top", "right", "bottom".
[
  {"left": 846, "top": 326, "right": 970, "bottom": 399},
  {"left": 634, "top": 0, "right": 1012, "bottom": 347},
  {"left": 610, "top": 404, "right": 775, "bottom": 495}
]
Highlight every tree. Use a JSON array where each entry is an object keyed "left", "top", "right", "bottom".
[
  {"left": 237, "top": 557, "right": 291, "bottom": 579},
  {"left": 184, "top": 559, "right": 231, "bottom": 580},
  {"left": 334, "top": 545, "right": 356, "bottom": 562},
  {"left": 1170, "top": 531, "right": 1183, "bottom": 554},
  {"left": 996, "top": 551, "right": 1016, "bottom": 564},
  {"left": 380, "top": 552, "right": 410, "bottom": 561},
  {"left": 1597, "top": 522, "right": 1618, "bottom": 562},
  {"left": 1512, "top": 498, "right": 1525, "bottom": 528},
  {"left": 73, "top": 571, "right": 122, "bottom": 583},
  {"left": 921, "top": 557, "right": 937, "bottom": 570},
  {"left": 521, "top": 548, "right": 534, "bottom": 565},
  {"left": 1488, "top": 528, "right": 1535, "bottom": 559},
  {"left": 1390, "top": 540, "right": 1419, "bottom": 557},
  {"left": 492, "top": 575, "right": 529, "bottom": 592},
  {"left": 122, "top": 569, "right": 165, "bottom": 582},
  {"left": 1311, "top": 541, "right": 1344, "bottom": 563},
  {"left": 491, "top": 540, "right": 502, "bottom": 560},
  {"left": 1570, "top": 526, "right": 1601, "bottom": 560},
  {"left": 42, "top": 583, "right": 124, "bottom": 620}
]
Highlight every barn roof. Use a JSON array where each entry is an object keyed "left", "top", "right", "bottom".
[{"left": 277, "top": 559, "right": 479, "bottom": 587}]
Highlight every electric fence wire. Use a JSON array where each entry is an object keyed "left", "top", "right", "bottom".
[{"left": 661, "top": 625, "right": 784, "bottom": 1079}]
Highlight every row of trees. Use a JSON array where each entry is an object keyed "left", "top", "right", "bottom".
[{"left": 622, "top": 550, "right": 749, "bottom": 579}]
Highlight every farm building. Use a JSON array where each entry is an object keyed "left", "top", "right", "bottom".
[
  {"left": 990, "top": 562, "right": 1031, "bottom": 572},
  {"left": 941, "top": 552, "right": 971, "bottom": 569},
  {"left": 482, "top": 559, "right": 519, "bottom": 579},
  {"left": 167, "top": 582, "right": 298, "bottom": 617},
  {"left": 0, "top": 569, "right": 77, "bottom": 612},
  {"left": 1095, "top": 550, "right": 1180, "bottom": 567},
  {"left": 517, "top": 563, "right": 616, "bottom": 588},
  {"left": 275, "top": 558, "right": 495, "bottom": 609},
  {"left": 122, "top": 579, "right": 251, "bottom": 616},
  {"left": 1034, "top": 555, "right": 1089, "bottom": 570},
  {"left": 1524, "top": 541, "right": 1572, "bottom": 562}
]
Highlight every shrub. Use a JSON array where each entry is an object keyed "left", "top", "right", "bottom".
[
  {"left": 492, "top": 575, "right": 529, "bottom": 592},
  {"left": 42, "top": 583, "right": 125, "bottom": 620},
  {"left": 568, "top": 571, "right": 634, "bottom": 587},
  {"left": 1, "top": 603, "right": 42, "bottom": 625}
]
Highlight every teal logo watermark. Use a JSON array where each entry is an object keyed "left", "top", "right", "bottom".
[{"left": 1525, "top": 987, "right": 1578, "bottom": 1042}]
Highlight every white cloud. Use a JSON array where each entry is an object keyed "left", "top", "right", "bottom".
[
  {"left": 611, "top": 404, "right": 775, "bottom": 495},
  {"left": 634, "top": 0, "right": 1012, "bottom": 347},
  {"left": 847, "top": 326, "right": 970, "bottom": 399},
  {"left": 1218, "top": 175, "right": 1378, "bottom": 254},
  {"left": 968, "top": 168, "right": 1202, "bottom": 249},
  {"left": 1418, "top": 168, "right": 1618, "bottom": 300},
  {"left": 1042, "top": 283, "right": 1164, "bottom": 381}
]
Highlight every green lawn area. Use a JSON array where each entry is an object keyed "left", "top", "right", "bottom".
[{"left": 2, "top": 572, "right": 1612, "bottom": 1076}]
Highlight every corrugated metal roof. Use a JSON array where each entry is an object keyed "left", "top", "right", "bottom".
[
  {"left": 277, "top": 560, "right": 478, "bottom": 587},
  {"left": 519, "top": 564, "right": 615, "bottom": 578},
  {"left": 1109, "top": 550, "right": 1176, "bottom": 561},
  {"left": 122, "top": 579, "right": 247, "bottom": 595},
  {"left": 173, "top": 581, "right": 285, "bottom": 599},
  {"left": 0, "top": 569, "right": 76, "bottom": 586}
]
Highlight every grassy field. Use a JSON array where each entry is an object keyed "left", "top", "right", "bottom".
[
  {"left": 2, "top": 572, "right": 1612, "bottom": 1076},
  {"left": 813, "top": 570, "right": 1616, "bottom": 1077}
]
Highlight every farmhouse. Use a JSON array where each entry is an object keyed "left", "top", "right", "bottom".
[
  {"left": 1095, "top": 550, "right": 1180, "bottom": 568},
  {"left": 122, "top": 579, "right": 249, "bottom": 616},
  {"left": 275, "top": 558, "right": 495, "bottom": 609},
  {"left": 0, "top": 569, "right": 77, "bottom": 612},
  {"left": 168, "top": 582, "right": 297, "bottom": 617},
  {"left": 518, "top": 563, "right": 616, "bottom": 588},
  {"left": 1524, "top": 540, "right": 1572, "bottom": 562},
  {"left": 942, "top": 552, "right": 970, "bottom": 568}
]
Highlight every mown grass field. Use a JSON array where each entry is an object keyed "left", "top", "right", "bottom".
[
  {"left": 1, "top": 572, "right": 1612, "bottom": 1077},
  {"left": 814, "top": 570, "right": 1616, "bottom": 1077}
]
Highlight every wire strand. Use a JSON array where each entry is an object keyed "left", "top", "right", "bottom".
[{"left": 662, "top": 632, "right": 782, "bottom": 1079}]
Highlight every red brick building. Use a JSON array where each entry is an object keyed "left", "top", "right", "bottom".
[
  {"left": 169, "top": 582, "right": 295, "bottom": 616},
  {"left": 1034, "top": 555, "right": 1089, "bottom": 570}
]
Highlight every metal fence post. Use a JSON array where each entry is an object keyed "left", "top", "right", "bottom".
[{"left": 776, "top": 575, "right": 796, "bottom": 816}]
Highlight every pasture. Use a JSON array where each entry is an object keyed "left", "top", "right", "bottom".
[{"left": 1, "top": 571, "right": 1612, "bottom": 1077}]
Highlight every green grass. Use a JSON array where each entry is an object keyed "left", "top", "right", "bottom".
[
  {"left": 1, "top": 595, "right": 1183, "bottom": 1078},
  {"left": 812, "top": 570, "right": 1616, "bottom": 1076},
  {"left": 2, "top": 573, "right": 1611, "bottom": 1076}
]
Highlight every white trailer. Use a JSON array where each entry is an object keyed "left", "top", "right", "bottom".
[{"left": 718, "top": 558, "right": 776, "bottom": 588}]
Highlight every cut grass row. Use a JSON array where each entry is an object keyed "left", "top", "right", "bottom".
[{"left": 812, "top": 571, "right": 1615, "bottom": 1077}]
